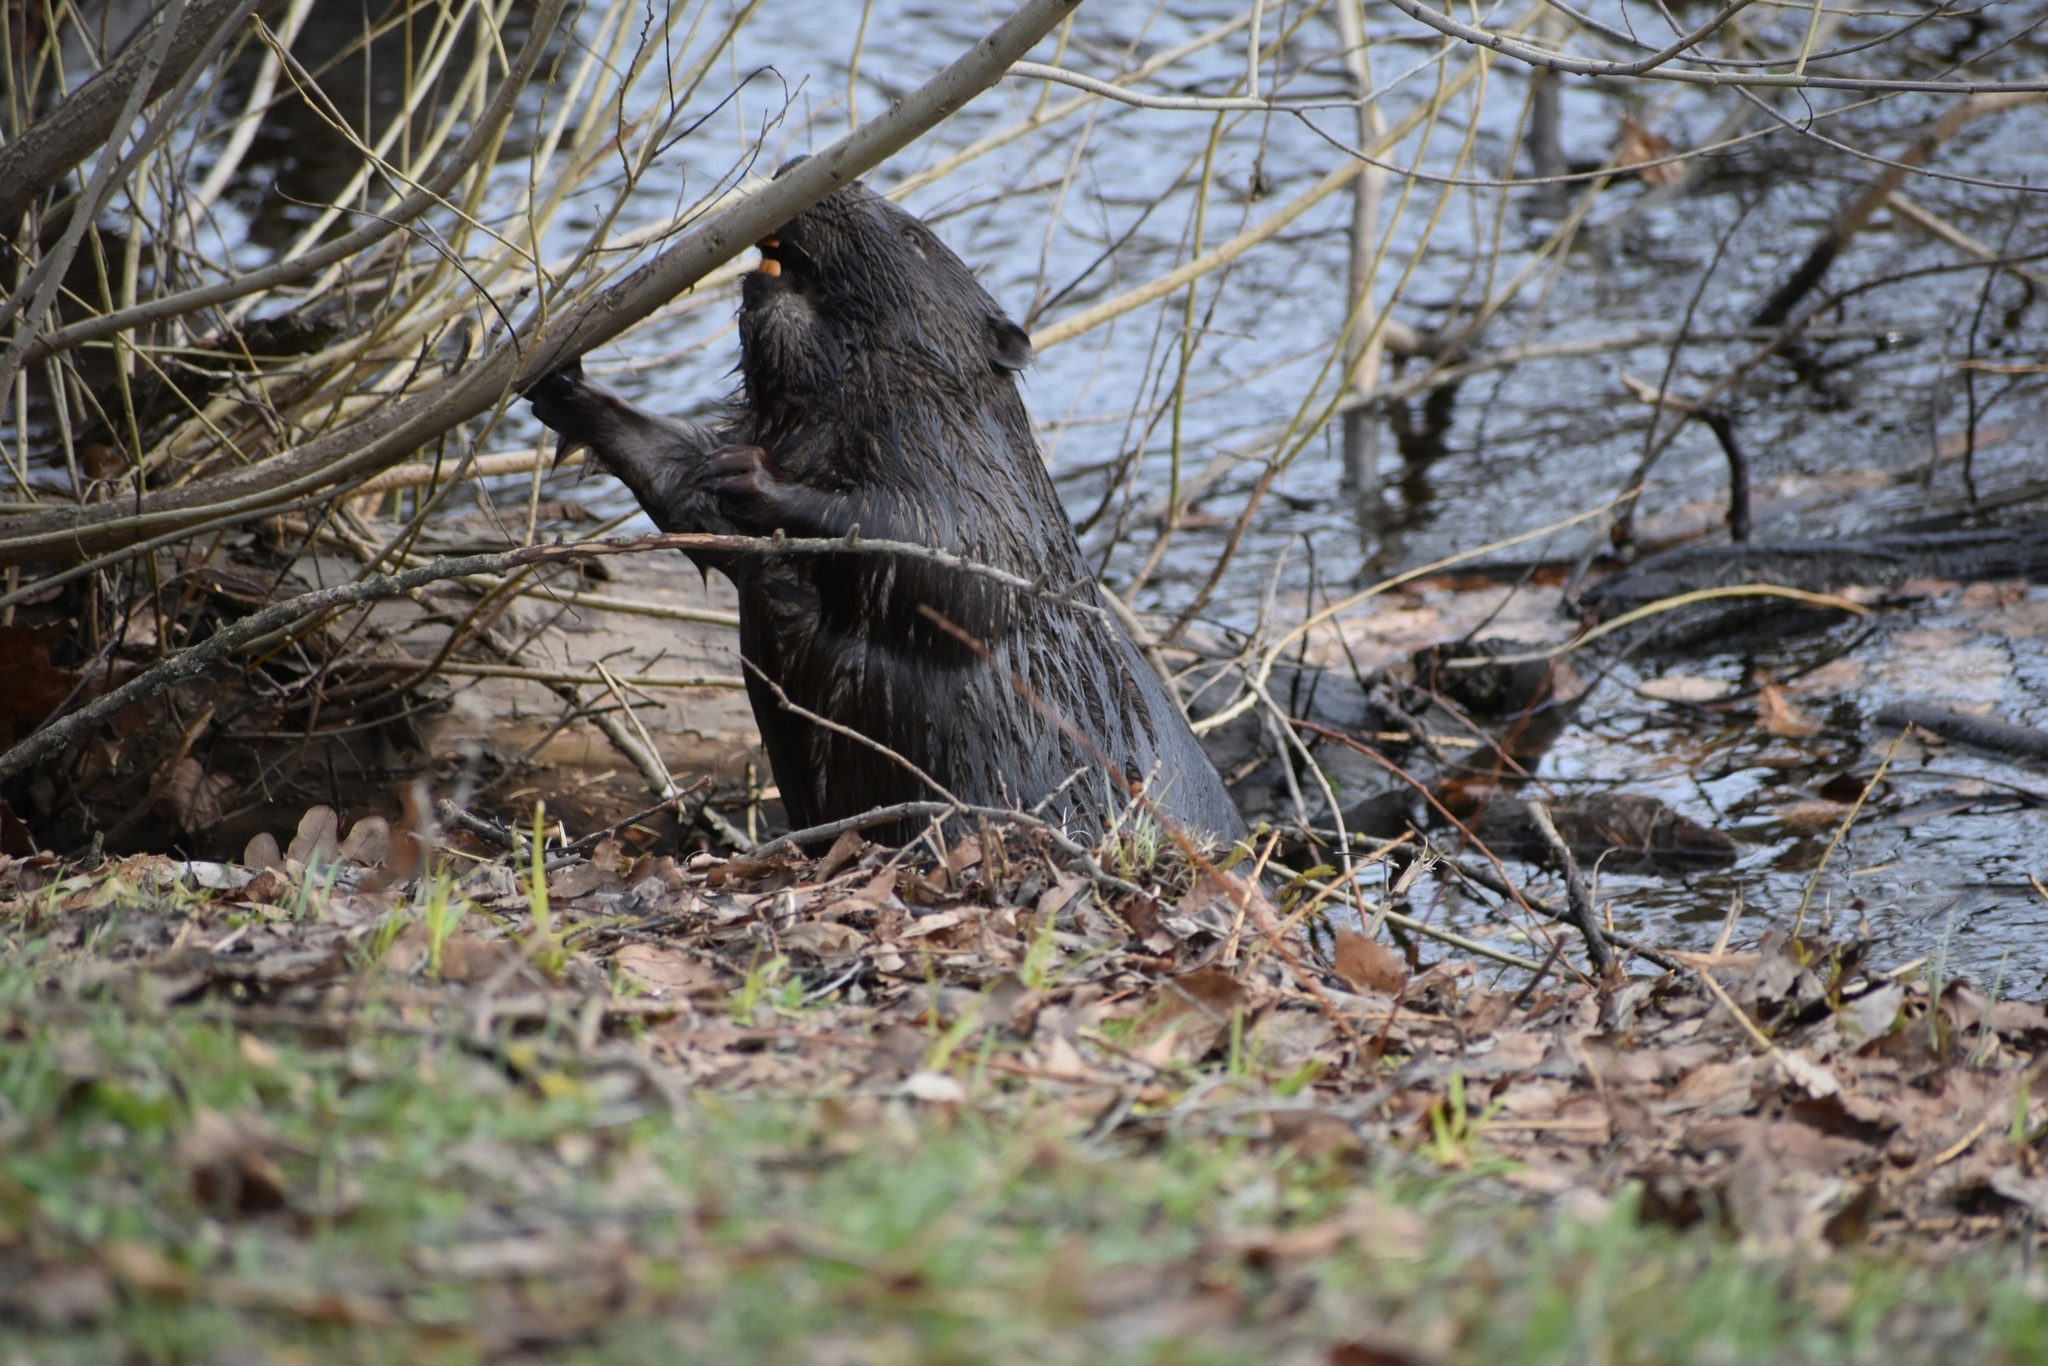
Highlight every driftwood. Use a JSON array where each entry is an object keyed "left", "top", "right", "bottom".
[
  {"left": 1877, "top": 703, "right": 2048, "bottom": 765},
  {"left": 1579, "top": 518, "right": 2048, "bottom": 651}
]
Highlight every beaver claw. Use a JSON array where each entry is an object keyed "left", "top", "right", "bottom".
[{"left": 697, "top": 444, "right": 783, "bottom": 521}]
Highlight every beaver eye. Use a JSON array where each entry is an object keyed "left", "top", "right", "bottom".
[{"left": 901, "top": 227, "right": 922, "bottom": 250}]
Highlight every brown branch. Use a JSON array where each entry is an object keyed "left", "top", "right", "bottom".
[
  {"left": 0, "top": 0, "right": 1085, "bottom": 570},
  {"left": 1525, "top": 801, "right": 1614, "bottom": 976},
  {"left": 1619, "top": 373, "right": 1751, "bottom": 542}
]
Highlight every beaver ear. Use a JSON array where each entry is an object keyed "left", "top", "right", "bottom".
[{"left": 986, "top": 315, "right": 1034, "bottom": 373}]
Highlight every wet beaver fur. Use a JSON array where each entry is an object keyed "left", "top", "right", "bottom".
[{"left": 526, "top": 179, "right": 1246, "bottom": 845}]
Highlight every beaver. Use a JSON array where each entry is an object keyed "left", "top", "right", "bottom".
[{"left": 526, "top": 178, "right": 1246, "bottom": 846}]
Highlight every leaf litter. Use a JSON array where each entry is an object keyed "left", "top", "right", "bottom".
[{"left": 4, "top": 798, "right": 2048, "bottom": 1358}]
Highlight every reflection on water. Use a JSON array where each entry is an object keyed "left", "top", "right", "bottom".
[
  {"left": 1536, "top": 591, "right": 2048, "bottom": 994},
  {"left": 505, "top": 2, "right": 2044, "bottom": 979}
]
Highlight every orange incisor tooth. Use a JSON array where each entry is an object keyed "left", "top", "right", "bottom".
[{"left": 758, "top": 257, "right": 781, "bottom": 277}]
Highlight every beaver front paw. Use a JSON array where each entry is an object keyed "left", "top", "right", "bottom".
[
  {"left": 523, "top": 359, "right": 592, "bottom": 436},
  {"left": 697, "top": 444, "right": 790, "bottom": 529}
]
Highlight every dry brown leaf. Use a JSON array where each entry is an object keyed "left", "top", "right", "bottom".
[
  {"left": 236, "top": 866, "right": 291, "bottom": 906},
  {"left": 287, "top": 805, "right": 340, "bottom": 865},
  {"left": 1785, "top": 658, "right": 1864, "bottom": 695},
  {"left": 1268, "top": 1110, "right": 1364, "bottom": 1161},
  {"left": 1036, "top": 870, "right": 1090, "bottom": 920},
  {"left": 616, "top": 944, "right": 725, "bottom": 999},
  {"left": 0, "top": 622, "right": 76, "bottom": 736},
  {"left": 837, "top": 866, "right": 904, "bottom": 914},
  {"left": 1122, "top": 895, "right": 1178, "bottom": 952},
  {"left": 901, "top": 1070, "right": 966, "bottom": 1104},
  {"left": 1660, "top": 1059, "right": 1757, "bottom": 1118},
  {"left": 102, "top": 1240, "right": 193, "bottom": 1298},
  {"left": 780, "top": 921, "right": 865, "bottom": 961},
  {"left": 177, "top": 1108, "right": 289, "bottom": 1216},
  {"left": 237, "top": 1033, "right": 281, "bottom": 1068},
  {"left": 157, "top": 757, "right": 234, "bottom": 835},
  {"left": 1777, "top": 800, "right": 1853, "bottom": 829},
  {"left": 0, "top": 797, "right": 37, "bottom": 856},
  {"left": 945, "top": 836, "right": 983, "bottom": 881},
  {"left": 1638, "top": 674, "right": 1732, "bottom": 702},
  {"left": 814, "top": 828, "right": 868, "bottom": 879},
  {"left": 337, "top": 816, "right": 390, "bottom": 867},
  {"left": 243, "top": 831, "right": 284, "bottom": 869},
  {"left": 900, "top": 910, "right": 966, "bottom": 940},
  {"left": 1333, "top": 929, "right": 1407, "bottom": 994},
  {"left": 1178, "top": 870, "right": 1265, "bottom": 925},
  {"left": 1165, "top": 966, "right": 1251, "bottom": 1022},
  {"left": 1774, "top": 1047, "right": 1843, "bottom": 1099},
  {"left": 1836, "top": 983, "right": 1905, "bottom": 1045},
  {"left": 1617, "top": 114, "right": 1681, "bottom": 185},
  {"left": 1757, "top": 684, "right": 1822, "bottom": 738},
  {"left": 435, "top": 931, "right": 501, "bottom": 984},
  {"left": 548, "top": 858, "right": 621, "bottom": 899}
]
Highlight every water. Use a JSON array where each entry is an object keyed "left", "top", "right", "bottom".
[
  {"left": 22, "top": 0, "right": 2048, "bottom": 980},
  {"left": 496, "top": 1, "right": 2047, "bottom": 980}
]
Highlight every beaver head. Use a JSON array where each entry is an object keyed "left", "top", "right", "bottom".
[{"left": 740, "top": 180, "right": 1035, "bottom": 449}]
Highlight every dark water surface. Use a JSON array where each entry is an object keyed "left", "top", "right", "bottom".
[
  {"left": 37, "top": 1, "right": 2046, "bottom": 980},
  {"left": 496, "top": 1, "right": 2047, "bottom": 983}
]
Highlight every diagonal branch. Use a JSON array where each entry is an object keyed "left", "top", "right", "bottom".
[{"left": 0, "top": 0, "right": 1085, "bottom": 570}]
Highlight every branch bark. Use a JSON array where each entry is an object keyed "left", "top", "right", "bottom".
[
  {"left": 1526, "top": 801, "right": 1615, "bottom": 976},
  {"left": 0, "top": 0, "right": 1085, "bottom": 570},
  {"left": 0, "top": 525, "right": 1102, "bottom": 784}
]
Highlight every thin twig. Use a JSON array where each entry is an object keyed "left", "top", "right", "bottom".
[{"left": 1525, "top": 801, "right": 1614, "bottom": 976}]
